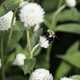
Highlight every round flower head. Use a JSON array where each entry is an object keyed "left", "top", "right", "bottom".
[
  {"left": 0, "top": 11, "right": 13, "bottom": 31},
  {"left": 65, "top": 0, "right": 76, "bottom": 8},
  {"left": 39, "top": 36, "right": 49, "bottom": 48},
  {"left": 61, "top": 77, "right": 73, "bottom": 80},
  {"left": 13, "top": 53, "right": 26, "bottom": 66},
  {"left": 19, "top": 2, "right": 45, "bottom": 30},
  {"left": 29, "top": 68, "right": 53, "bottom": 80}
]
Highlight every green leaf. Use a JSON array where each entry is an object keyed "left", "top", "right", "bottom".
[
  {"left": 6, "top": 52, "right": 16, "bottom": 67},
  {"left": 55, "top": 62, "right": 71, "bottom": 80},
  {"left": 0, "top": 6, "right": 6, "bottom": 16},
  {"left": 35, "top": 54, "right": 50, "bottom": 69},
  {"left": 31, "top": 28, "right": 42, "bottom": 48},
  {"left": 44, "top": 13, "right": 53, "bottom": 29},
  {"left": 8, "top": 21, "right": 24, "bottom": 49},
  {"left": 55, "top": 24, "right": 80, "bottom": 34},
  {"left": 55, "top": 42, "right": 79, "bottom": 80},
  {"left": 56, "top": 9, "right": 80, "bottom": 22},
  {"left": 21, "top": 58, "right": 36, "bottom": 74},
  {"left": 60, "top": 52, "right": 80, "bottom": 68},
  {"left": 35, "top": 47, "right": 51, "bottom": 69},
  {"left": 6, "top": 45, "right": 23, "bottom": 67},
  {"left": 41, "top": 0, "right": 61, "bottom": 12},
  {"left": 58, "top": 42, "right": 80, "bottom": 68},
  {"left": 0, "top": 0, "right": 21, "bottom": 16},
  {"left": 7, "top": 76, "right": 27, "bottom": 80},
  {"left": 64, "top": 42, "right": 79, "bottom": 54},
  {"left": 45, "top": 13, "right": 57, "bottom": 30},
  {"left": 14, "top": 45, "right": 31, "bottom": 59},
  {"left": 45, "top": 4, "right": 66, "bottom": 31}
]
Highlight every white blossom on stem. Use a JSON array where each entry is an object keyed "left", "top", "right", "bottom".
[
  {"left": 29, "top": 68, "right": 53, "bottom": 80},
  {"left": 19, "top": 2, "right": 45, "bottom": 30}
]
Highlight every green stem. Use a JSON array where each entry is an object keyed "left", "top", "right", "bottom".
[
  {"left": 57, "top": 0, "right": 63, "bottom": 8},
  {"left": 8, "top": 11, "right": 16, "bottom": 45},
  {"left": 26, "top": 29, "right": 32, "bottom": 53},
  {"left": 8, "top": 12, "right": 15, "bottom": 42},
  {"left": 31, "top": 44, "right": 39, "bottom": 58},
  {"left": 47, "top": 44, "right": 52, "bottom": 55},
  {"left": 8, "top": 27, "right": 13, "bottom": 45},
  {"left": 1, "top": 36, "right": 5, "bottom": 80},
  {"left": 46, "top": 44, "right": 52, "bottom": 69},
  {"left": 55, "top": 4, "right": 66, "bottom": 15},
  {"left": 52, "top": 4, "right": 66, "bottom": 30},
  {"left": 47, "top": 5, "right": 66, "bottom": 66}
]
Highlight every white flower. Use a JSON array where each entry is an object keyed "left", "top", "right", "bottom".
[
  {"left": 39, "top": 36, "right": 49, "bottom": 48},
  {"left": 65, "top": 0, "right": 76, "bottom": 8},
  {"left": 13, "top": 53, "right": 26, "bottom": 66},
  {"left": 61, "top": 77, "right": 73, "bottom": 80},
  {"left": 19, "top": 2, "right": 45, "bottom": 30},
  {"left": 0, "top": 59, "right": 1, "bottom": 68},
  {"left": 29, "top": 68, "right": 53, "bottom": 80},
  {"left": 0, "top": 11, "right": 13, "bottom": 30}
]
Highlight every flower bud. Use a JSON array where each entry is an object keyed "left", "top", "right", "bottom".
[{"left": 13, "top": 53, "right": 26, "bottom": 66}]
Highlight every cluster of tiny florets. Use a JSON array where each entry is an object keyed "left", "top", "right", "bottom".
[
  {"left": 29, "top": 68, "right": 53, "bottom": 80},
  {"left": 19, "top": 2, "right": 45, "bottom": 30}
]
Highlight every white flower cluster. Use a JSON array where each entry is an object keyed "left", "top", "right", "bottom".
[
  {"left": 65, "top": 0, "right": 76, "bottom": 8},
  {"left": 19, "top": 2, "right": 45, "bottom": 31},
  {"left": 13, "top": 53, "right": 26, "bottom": 66},
  {"left": 29, "top": 68, "right": 53, "bottom": 80},
  {"left": 0, "top": 11, "right": 13, "bottom": 30}
]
